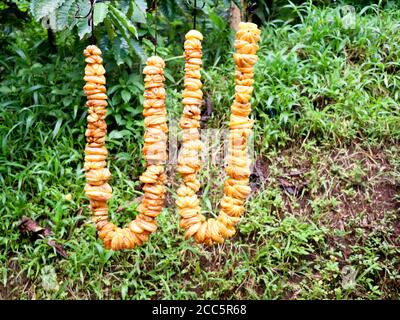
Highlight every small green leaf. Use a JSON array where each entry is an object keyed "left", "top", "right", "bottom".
[
  {"left": 95, "top": 243, "right": 104, "bottom": 256},
  {"left": 76, "top": 0, "right": 91, "bottom": 39},
  {"left": 56, "top": 0, "right": 76, "bottom": 31},
  {"left": 109, "top": 5, "right": 138, "bottom": 39},
  {"left": 104, "top": 16, "right": 116, "bottom": 40},
  {"left": 127, "top": 0, "right": 134, "bottom": 19},
  {"left": 30, "top": 0, "right": 65, "bottom": 20},
  {"left": 131, "top": 0, "right": 147, "bottom": 24},
  {"left": 0, "top": 86, "right": 11, "bottom": 94},
  {"left": 108, "top": 129, "right": 131, "bottom": 140},
  {"left": 164, "top": 70, "right": 175, "bottom": 83},
  {"left": 62, "top": 96, "right": 73, "bottom": 107},
  {"left": 129, "top": 38, "right": 147, "bottom": 64},
  {"left": 26, "top": 85, "right": 47, "bottom": 93},
  {"left": 121, "top": 284, "right": 128, "bottom": 300},
  {"left": 53, "top": 119, "right": 63, "bottom": 139},
  {"left": 134, "top": 0, "right": 147, "bottom": 13},
  {"left": 51, "top": 88, "right": 70, "bottom": 95},
  {"left": 112, "top": 37, "right": 129, "bottom": 66},
  {"left": 121, "top": 90, "right": 131, "bottom": 103},
  {"left": 109, "top": 10, "right": 147, "bottom": 63},
  {"left": 94, "top": 2, "right": 109, "bottom": 26}
]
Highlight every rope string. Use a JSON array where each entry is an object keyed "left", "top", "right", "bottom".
[
  {"left": 189, "top": 0, "right": 205, "bottom": 30},
  {"left": 75, "top": 0, "right": 96, "bottom": 44},
  {"left": 154, "top": 0, "right": 158, "bottom": 56}
]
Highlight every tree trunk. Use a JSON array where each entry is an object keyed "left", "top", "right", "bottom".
[
  {"left": 47, "top": 27, "right": 57, "bottom": 53},
  {"left": 229, "top": 1, "right": 243, "bottom": 31}
]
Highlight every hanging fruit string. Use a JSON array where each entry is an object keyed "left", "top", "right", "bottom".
[
  {"left": 190, "top": 0, "right": 205, "bottom": 30},
  {"left": 82, "top": 2, "right": 168, "bottom": 251},
  {"left": 193, "top": 0, "right": 197, "bottom": 29},
  {"left": 176, "top": 4, "right": 261, "bottom": 245},
  {"left": 153, "top": 0, "right": 158, "bottom": 56}
]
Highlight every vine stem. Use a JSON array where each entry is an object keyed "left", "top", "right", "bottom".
[{"left": 163, "top": 55, "right": 184, "bottom": 62}]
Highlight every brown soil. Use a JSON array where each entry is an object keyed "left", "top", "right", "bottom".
[{"left": 255, "top": 144, "right": 399, "bottom": 232}]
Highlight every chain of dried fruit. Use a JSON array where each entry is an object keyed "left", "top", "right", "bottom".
[
  {"left": 83, "top": 45, "right": 167, "bottom": 250},
  {"left": 176, "top": 23, "right": 261, "bottom": 245}
]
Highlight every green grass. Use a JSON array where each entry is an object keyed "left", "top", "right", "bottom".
[{"left": 0, "top": 3, "right": 399, "bottom": 299}]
